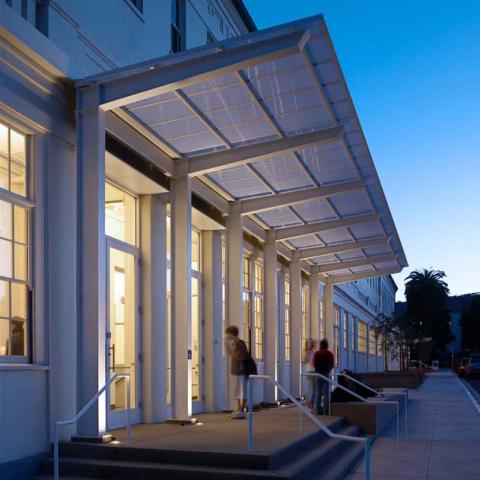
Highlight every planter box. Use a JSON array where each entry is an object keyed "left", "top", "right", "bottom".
[{"left": 357, "top": 372, "right": 425, "bottom": 389}]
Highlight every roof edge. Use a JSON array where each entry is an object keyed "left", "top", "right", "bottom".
[{"left": 231, "top": 0, "right": 257, "bottom": 32}]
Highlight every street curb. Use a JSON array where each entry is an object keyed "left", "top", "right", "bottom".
[{"left": 456, "top": 376, "right": 480, "bottom": 414}]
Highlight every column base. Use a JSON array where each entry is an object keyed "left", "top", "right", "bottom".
[{"left": 165, "top": 417, "right": 198, "bottom": 426}]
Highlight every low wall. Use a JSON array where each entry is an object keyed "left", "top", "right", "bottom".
[
  {"left": 331, "top": 392, "right": 406, "bottom": 436},
  {"left": 357, "top": 372, "right": 425, "bottom": 389}
]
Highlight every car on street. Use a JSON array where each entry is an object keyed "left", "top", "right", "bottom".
[
  {"left": 457, "top": 357, "right": 469, "bottom": 377},
  {"left": 468, "top": 355, "right": 480, "bottom": 377}
]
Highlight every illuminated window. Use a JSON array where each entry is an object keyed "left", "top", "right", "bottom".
[
  {"left": 0, "top": 122, "right": 31, "bottom": 361},
  {"left": 253, "top": 262, "right": 263, "bottom": 360},
  {"left": 301, "top": 286, "right": 309, "bottom": 361},
  {"left": 343, "top": 310, "right": 348, "bottom": 350},
  {"left": 242, "top": 255, "right": 252, "bottom": 348},
  {"left": 369, "top": 327, "right": 377, "bottom": 355},
  {"left": 319, "top": 297, "right": 324, "bottom": 339},
  {"left": 284, "top": 276, "right": 291, "bottom": 361},
  {"left": 191, "top": 229, "right": 201, "bottom": 271},
  {"left": 358, "top": 321, "right": 368, "bottom": 353},
  {"left": 221, "top": 237, "right": 226, "bottom": 357},
  {"left": 105, "top": 182, "right": 136, "bottom": 245},
  {"left": 333, "top": 305, "right": 340, "bottom": 364},
  {"left": 351, "top": 316, "right": 356, "bottom": 352}
]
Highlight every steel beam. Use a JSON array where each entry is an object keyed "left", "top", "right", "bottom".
[
  {"left": 274, "top": 213, "right": 377, "bottom": 241},
  {"left": 187, "top": 126, "right": 344, "bottom": 176}
]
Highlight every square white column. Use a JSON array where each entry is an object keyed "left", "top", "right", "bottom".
[
  {"left": 323, "top": 283, "right": 335, "bottom": 351},
  {"left": 309, "top": 271, "right": 320, "bottom": 342},
  {"left": 170, "top": 164, "right": 193, "bottom": 421},
  {"left": 290, "top": 251, "right": 302, "bottom": 398},
  {"left": 277, "top": 269, "right": 287, "bottom": 390},
  {"left": 76, "top": 89, "right": 106, "bottom": 436},
  {"left": 263, "top": 231, "right": 278, "bottom": 402},
  {"left": 226, "top": 208, "right": 243, "bottom": 409},
  {"left": 140, "top": 195, "right": 168, "bottom": 423},
  {"left": 202, "top": 230, "right": 225, "bottom": 412}
]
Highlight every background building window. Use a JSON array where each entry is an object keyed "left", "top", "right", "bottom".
[
  {"left": 0, "top": 122, "right": 31, "bottom": 360},
  {"left": 343, "top": 310, "right": 348, "bottom": 350},
  {"left": 358, "top": 320, "right": 368, "bottom": 354},
  {"left": 284, "top": 276, "right": 291, "bottom": 361},
  {"left": 351, "top": 315, "right": 356, "bottom": 352},
  {"left": 171, "top": 0, "right": 185, "bottom": 53}
]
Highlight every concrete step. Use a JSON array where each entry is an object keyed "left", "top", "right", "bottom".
[{"left": 315, "top": 442, "right": 366, "bottom": 480}]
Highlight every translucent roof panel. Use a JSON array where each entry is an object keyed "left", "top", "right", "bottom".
[
  {"left": 337, "top": 251, "right": 368, "bottom": 261},
  {"left": 317, "top": 227, "right": 353, "bottom": 245},
  {"left": 328, "top": 190, "right": 373, "bottom": 217},
  {"left": 349, "top": 220, "right": 385, "bottom": 241},
  {"left": 251, "top": 153, "right": 315, "bottom": 192},
  {"left": 207, "top": 165, "right": 270, "bottom": 200},
  {"left": 287, "top": 234, "right": 323, "bottom": 249},
  {"left": 256, "top": 207, "right": 302, "bottom": 228},
  {"left": 314, "top": 254, "right": 342, "bottom": 265},
  {"left": 291, "top": 199, "right": 337, "bottom": 222}
]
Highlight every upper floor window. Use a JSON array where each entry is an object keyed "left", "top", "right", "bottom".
[
  {"left": 0, "top": 122, "right": 31, "bottom": 361},
  {"left": 105, "top": 182, "right": 136, "bottom": 245},
  {"left": 171, "top": 0, "right": 185, "bottom": 53}
]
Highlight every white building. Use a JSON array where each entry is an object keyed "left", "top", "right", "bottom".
[{"left": 0, "top": 1, "right": 406, "bottom": 477}]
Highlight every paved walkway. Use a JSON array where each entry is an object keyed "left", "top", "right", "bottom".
[{"left": 347, "top": 371, "right": 480, "bottom": 480}]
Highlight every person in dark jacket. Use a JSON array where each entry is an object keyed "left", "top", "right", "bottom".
[
  {"left": 312, "top": 339, "right": 335, "bottom": 415},
  {"left": 225, "top": 325, "right": 249, "bottom": 419}
]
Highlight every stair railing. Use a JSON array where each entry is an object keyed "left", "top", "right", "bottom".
[
  {"left": 247, "top": 374, "right": 371, "bottom": 480},
  {"left": 302, "top": 372, "right": 399, "bottom": 447},
  {"left": 337, "top": 372, "right": 408, "bottom": 439},
  {"left": 53, "top": 373, "right": 132, "bottom": 480},
  {"left": 409, "top": 359, "right": 430, "bottom": 369}
]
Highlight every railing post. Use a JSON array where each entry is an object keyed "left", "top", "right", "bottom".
[
  {"left": 54, "top": 423, "right": 59, "bottom": 480},
  {"left": 127, "top": 375, "right": 132, "bottom": 445},
  {"left": 247, "top": 377, "right": 254, "bottom": 452},
  {"left": 396, "top": 401, "right": 399, "bottom": 449},
  {"left": 299, "top": 374, "right": 303, "bottom": 431},
  {"left": 404, "top": 393, "right": 408, "bottom": 438},
  {"left": 364, "top": 437, "right": 371, "bottom": 480}
]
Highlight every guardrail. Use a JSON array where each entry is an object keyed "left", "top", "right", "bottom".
[
  {"left": 247, "top": 374, "right": 371, "bottom": 480},
  {"left": 54, "top": 373, "right": 132, "bottom": 480},
  {"left": 337, "top": 372, "right": 408, "bottom": 439}
]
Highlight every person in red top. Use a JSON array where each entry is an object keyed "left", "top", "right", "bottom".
[{"left": 312, "top": 339, "right": 335, "bottom": 415}]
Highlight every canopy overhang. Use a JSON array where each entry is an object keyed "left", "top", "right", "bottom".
[{"left": 76, "top": 14, "right": 407, "bottom": 283}]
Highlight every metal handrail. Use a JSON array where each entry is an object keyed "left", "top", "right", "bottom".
[
  {"left": 302, "top": 372, "right": 400, "bottom": 446},
  {"left": 409, "top": 359, "right": 430, "bottom": 369},
  {"left": 54, "top": 373, "right": 132, "bottom": 480},
  {"left": 337, "top": 372, "right": 408, "bottom": 439},
  {"left": 247, "top": 374, "right": 371, "bottom": 480}
]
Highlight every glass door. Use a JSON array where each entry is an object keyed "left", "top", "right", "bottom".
[
  {"left": 191, "top": 275, "right": 203, "bottom": 413},
  {"left": 106, "top": 243, "right": 141, "bottom": 428}
]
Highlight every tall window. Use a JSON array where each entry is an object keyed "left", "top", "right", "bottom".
[
  {"left": 171, "top": 0, "right": 185, "bottom": 53},
  {"left": 301, "top": 285, "right": 309, "bottom": 361},
  {"left": 351, "top": 315, "right": 356, "bottom": 352},
  {"left": 343, "top": 310, "right": 348, "bottom": 350},
  {"left": 358, "top": 321, "right": 368, "bottom": 354},
  {"left": 333, "top": 305, "right": 340, "bottom": 364},
  {"left": 105, "top": 182, "right": 136, "bottom": 245},
  {"left": 221, "top": 237, "right": 226, "bottom": 357},
  {"left": 284, "top": 276, "right": 291, "bottom": 361},
  {"left": 253, "top": 262, "right": 263, "bottom": 360},
  {"left": 369, "top": 327, "right": 377, "bottom": 355},
  {"left": 0, "top": 122, "right": 30, "bottom": 361},
  {"left": 191, "top": 229, "right": 201, "bottom": 271},
  {"left": 242, "top": 255, "right": 251, "bottom": 348},
  {"left": 319, "top": 296, "right": 324, "bottom": 339}
]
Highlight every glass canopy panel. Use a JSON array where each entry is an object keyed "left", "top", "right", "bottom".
[
  {"left": 287, "top": 234, "right": 323, "bottom": 249},
  {"left": 328, "top": 190, "right": 373, "bottom": 217},
  {"left": 314, "top": 254, "right": 341, "bottom": 265},
  {"left": 318, "top": 227, "right": 352, "bottom": 245},
  {"left": 349, "top": 220, "right": 385, "bottom": 240},
  {"left": 256, "top": 207, "right": 301, "bottom": 228},
  {"left": 350, "top": 265, "right": 375, "bottom": 274},
  {"left": 291, "top": 198, "right": 336, "bottom": 223},
  {"left": 374, "top": 260, "right": 398, "bottom": 270},
  {"left": 337, "top": 251, "right": 368, "bottom": 261},
  {"left": 363, "top": 245, "right": 391, "bottom": 257},
  {"left": 251, "top": 153, "right": 314, "bottom": 192},
  {"left": 207, "top": 165, "right": 270, "bottom": 200}
]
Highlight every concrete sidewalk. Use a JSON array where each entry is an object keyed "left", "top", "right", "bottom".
[{"left": 346, "top": 371, "right": 480, "bottom": 480}]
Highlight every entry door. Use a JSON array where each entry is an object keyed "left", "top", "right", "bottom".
[
  {"left": 106, "top": 242, "right": 141, "bottom": 428},
  {"left": 191, "top": 275, "right": 203, "bottom": 413}
]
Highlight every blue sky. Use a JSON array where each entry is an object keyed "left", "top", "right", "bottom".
[{"left": 244, "top": 0, "right": 480, "bottom": 300}]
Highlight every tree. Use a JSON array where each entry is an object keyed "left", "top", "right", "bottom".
[
  {"left": 404, "top": 269, "right": 453, "bottom": 361},
  {"left": 460, "top": 295, "right": 480, "bottom": 351}
]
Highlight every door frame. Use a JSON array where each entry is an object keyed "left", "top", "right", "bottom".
[
  {"left": 105, "top": 236, "right": 142, "bottom": 429},
  {"left": 191, "top": 270, "right": 204, "bottom": 414}
]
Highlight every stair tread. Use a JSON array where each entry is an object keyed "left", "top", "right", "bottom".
[{"left": 315, "top": 442, "right": 366, "bottom": 480}]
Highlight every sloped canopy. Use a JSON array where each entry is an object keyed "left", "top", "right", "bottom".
[{"left": 76, "top": 14, "right": 407, "bottom": 283}]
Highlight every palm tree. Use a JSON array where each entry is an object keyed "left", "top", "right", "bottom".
[{"left": 404, "top": 269, "right": 452, "bottom": 361}]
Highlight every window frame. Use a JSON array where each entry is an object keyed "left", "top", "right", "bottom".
[{"left": 284, "top": 275, "right": 291, "bottom": 362}]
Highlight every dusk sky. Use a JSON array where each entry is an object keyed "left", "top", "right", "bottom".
[{"left": 244, "top": 0, "right": 480, "bottom": 300}]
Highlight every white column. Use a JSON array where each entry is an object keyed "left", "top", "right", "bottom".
[
  {"left": 170, "top": 162, "right": 193, "bottom": 421},
  {"left": 277, "top": 269, "right": 287, "bottom": 389},
  {"left": 140, "top": 195, "right": 167, "bottom": 423},
  {"left": 309, "top": 271, "right": 320, "bottom": 342},
  {"left": 264, "top": 231, "right": 278, "bottom": 402},
  {"left": 76, "top": 91, "right": 106, "bottom": 436},
  {"left": 226, "top": 207, "right": 243, "bottom": 409},
  {"left": 323, "top": 283, "right": 334, "bottom": 351},
  {"left": 290, "top": 251, "right": 302, "bottom": 398},
  {"left": 203, "top": 230, "right": 224, "bottom": 412}
]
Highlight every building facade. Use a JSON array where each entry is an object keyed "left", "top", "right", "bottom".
[{"left": 0, "top": 1, "right": 405, "bottom": 477}]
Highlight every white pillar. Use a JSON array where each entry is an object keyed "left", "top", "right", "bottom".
[
  {"left": 323, "top": 283, "right": 334, "bottom": 351},
  {"left": 309, "top": 271, "right": 320, "bottom": 343},
  {"left": 290, "top": 251, "right": 302, "bottom": 398},
  {"left": 170, "top": 163, "right": 193, "bottom": 421},
  {"left": 140, "top": 195, "right": 168, "bottom": 423},
  {"left": 264, "top": 231, "right": 278, "bottom": 402},
  {"left": 76, "top": 91, "right": 106, "bottom": 436},
  {"left": 277, "top": 269, "right": 287, "bottom": 389},
  {"left": 226, "top": 208, "right": 243, "bottom": 409},
  {"left": 203, "top": 230, "right": 224, "bottom": 412}
]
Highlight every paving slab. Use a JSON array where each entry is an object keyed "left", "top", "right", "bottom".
[{"left": 346, "top": 371, "right": 480, "bottom": 480}]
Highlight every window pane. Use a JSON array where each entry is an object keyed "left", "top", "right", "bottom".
[
  {"left": 0, "top": 280, "right": 9, "bottom": 317},
  {"left": 105, "top": 182, "right": 136, "bottom": 245},
  {"left": 0, "top": 319, "right": 9, "bottom": 356},
  {"left": 10, "top": 130, "right": 26, "bottom": 197},
  {"left": 10, "top": 318, "right": 25, "bottom": 356},
  {"left": 0, "top": 124, "right": 8, "bottom": 156},
  {"left": 0, "top": 239, "right": 12, "bottom": 277},
  {"left": 11, "top": 282, "right": 26, "bottom": 319},
  {"left": 0, "top": 124, "right": 8, "bottom": 190},
  {"left": 0, "top": 200, "right": 12, "bottom": 239},
  {"left": 14, "top": 206, "right": 27, "bottom": 244},
  {"left": 14, "top": 244, "right": 28, "bottom": 281}
]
